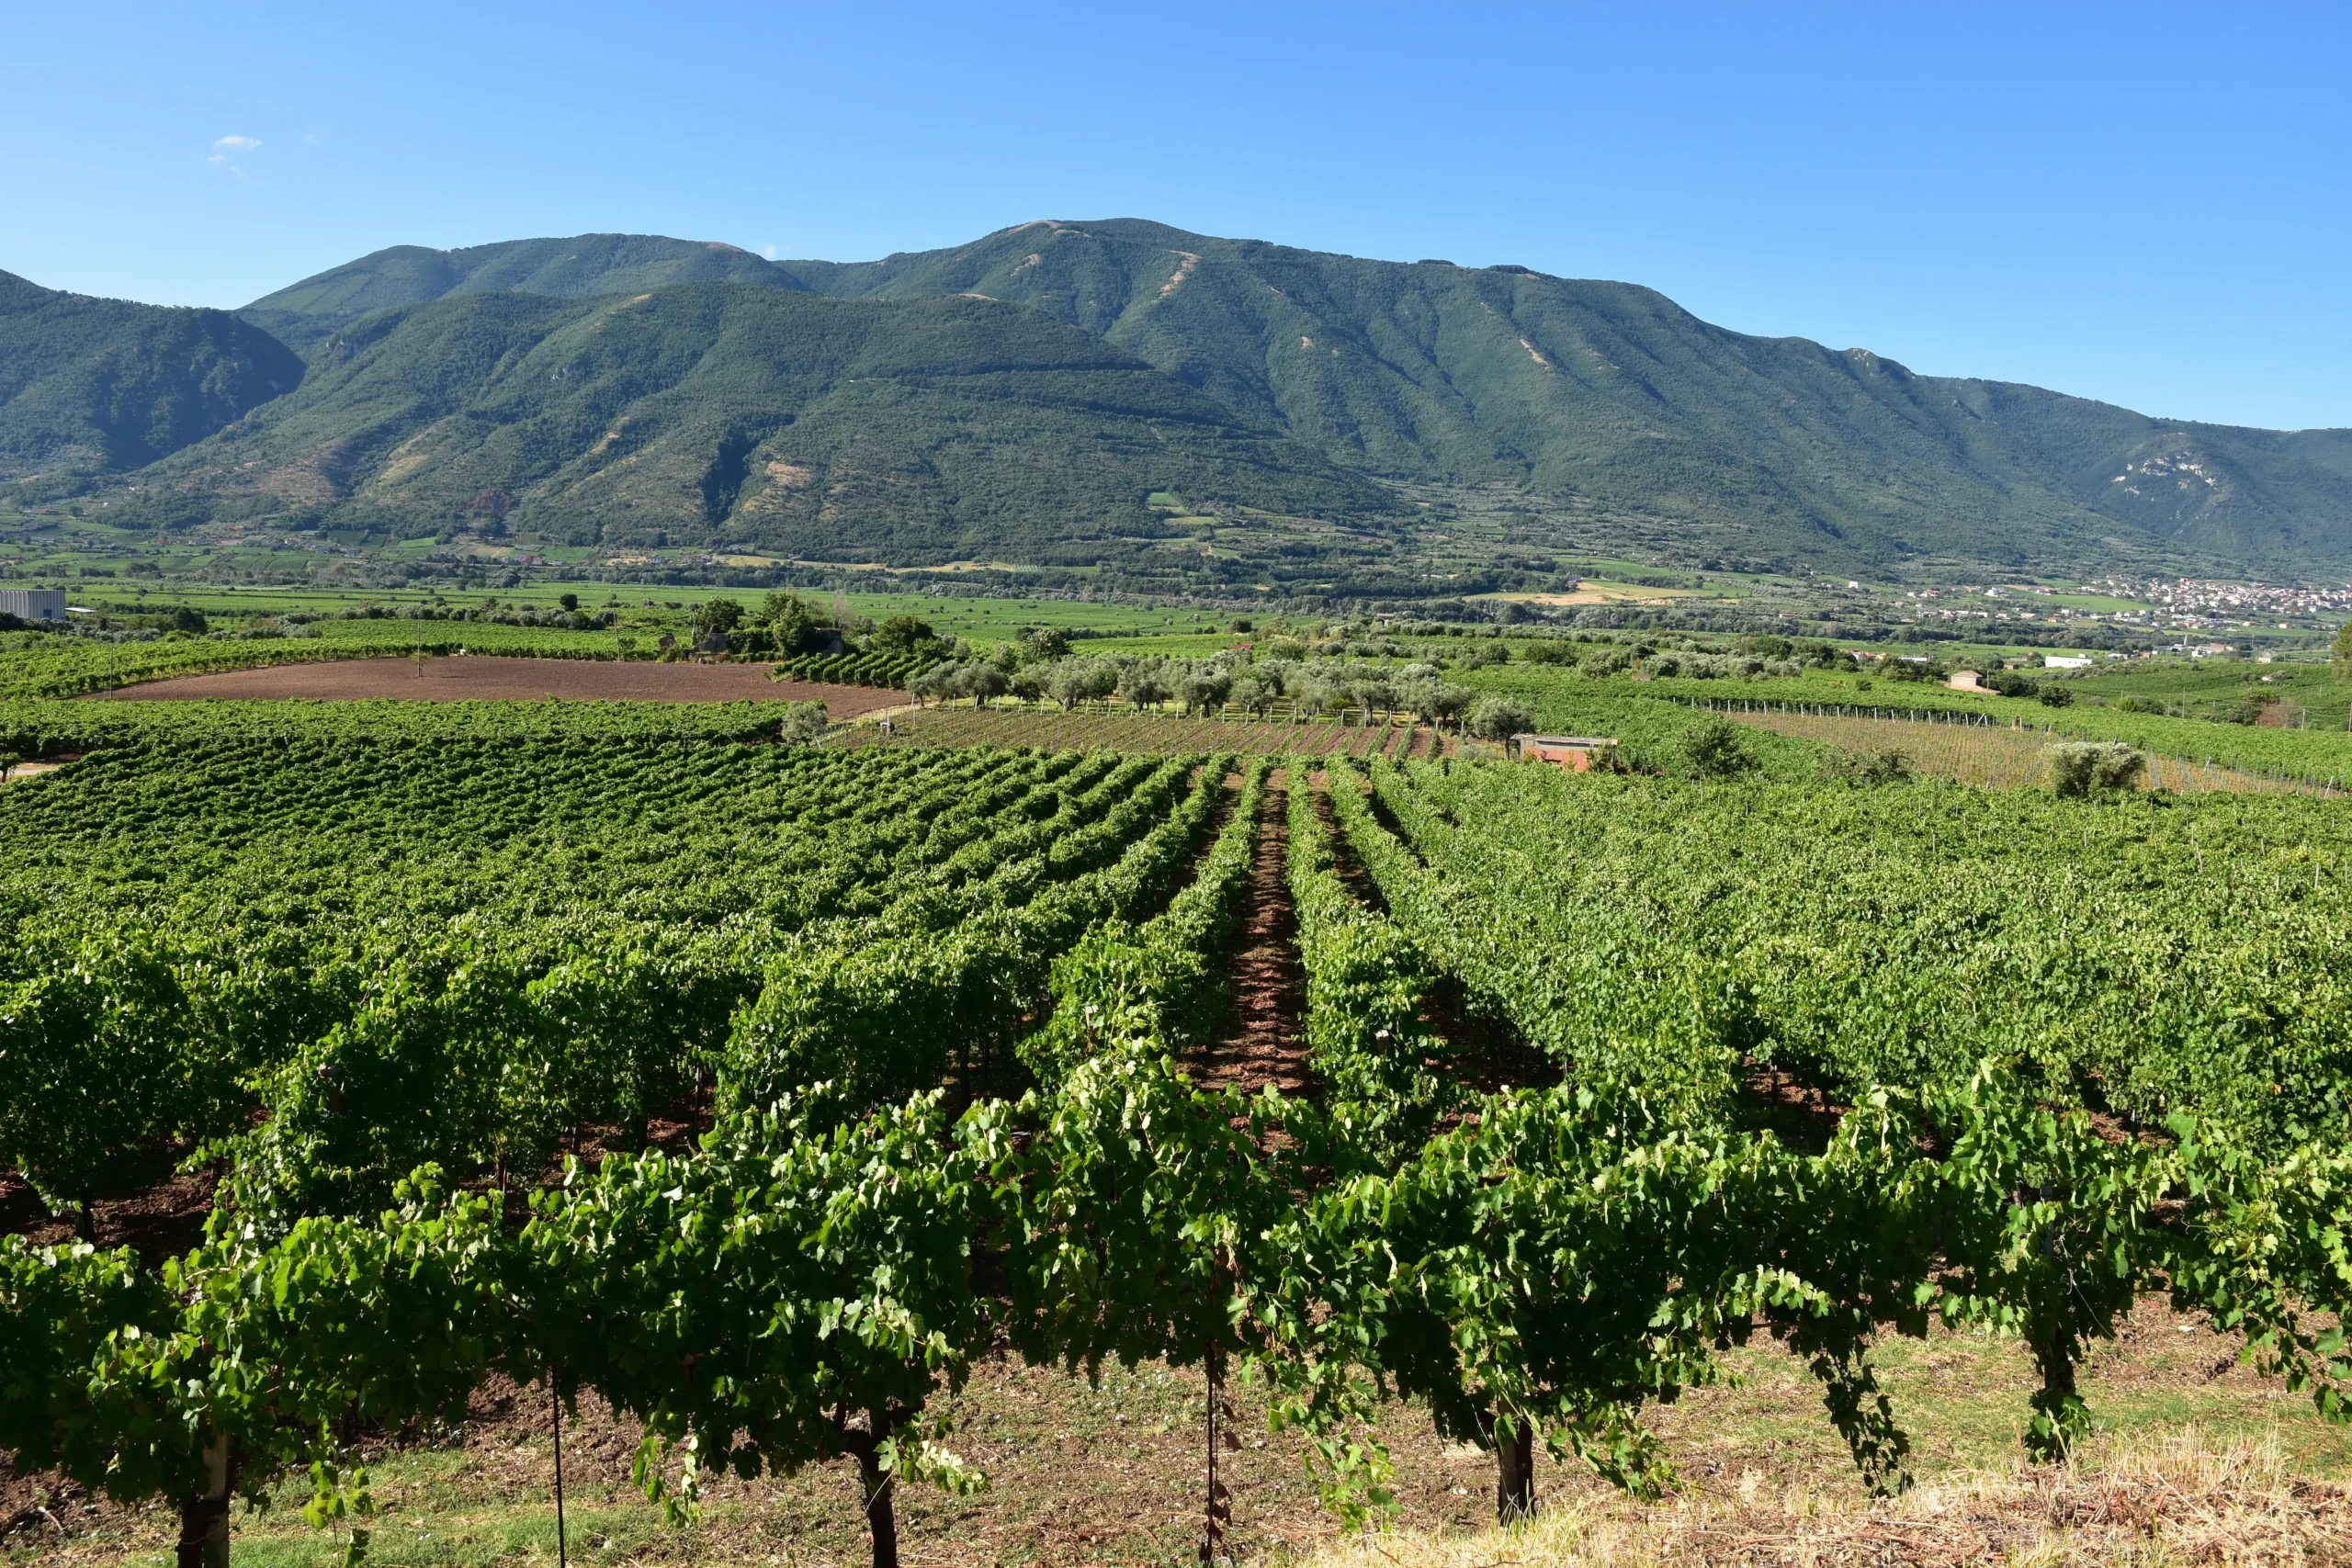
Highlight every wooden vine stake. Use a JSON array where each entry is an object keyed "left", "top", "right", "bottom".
[
  {"left": 1203, "top": 1343, "right": 1234, "bottom": 1564},
  {"left": 551, "top": 1376, "right": 569, "bottom": 1568}
]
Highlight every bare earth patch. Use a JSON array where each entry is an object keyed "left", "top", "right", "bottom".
[{"left": 81, "top": 657, "right": 902, "bottom": 713}]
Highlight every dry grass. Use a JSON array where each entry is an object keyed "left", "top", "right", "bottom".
[
  {"left": 1721, "top": 710, "right": 2318, "bottom": 795},
  {"left": 1297, "top": 1429, "right": 2352, "bottom": 1568},
  {"left": 7, "top": 1303, "right": 2348, "bottom": 1568}
]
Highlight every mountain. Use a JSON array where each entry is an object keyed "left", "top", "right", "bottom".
[
  {"left": 777, "top": 220, "right": 2352, "bottom": 576},
  {"left": 233, "top": 220, "right": 2352, "bottom": 578},
  {"left": 0, "top": 270, "right": 305, "bottom": 477},
  {"left": 14, "top": 222, "right": 2347, "bottom": 584},
  {"left": 241, "top": 234, "right": 807, "bottom": 352},
  {"left": 123, "top": 284, "right": 1388, "bottom": 562}
]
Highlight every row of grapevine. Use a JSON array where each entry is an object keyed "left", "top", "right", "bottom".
[
  {"left": 781, "top": 649, "right": 935, "bottom": 687},
  {"left": 0, "top": 629, "right": 636, "bottom": 701},
  {"left": 0, "top": 745, "right": 1227, "bottom": 1230}
]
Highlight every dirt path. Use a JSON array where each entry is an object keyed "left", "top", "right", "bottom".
[
  {"left": 1192, "top": 773, "right": 1314, "bottom": 1096},
  {"left": 84, "top": 656, "right": 902, "bottom": 713}
]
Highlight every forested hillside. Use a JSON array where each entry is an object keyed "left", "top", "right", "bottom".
[
  {"left": 239, "top": 232, "right": 806, "bottom": 350},
  {"left": 0, "top": 270, "right": 305, "bottom": 478},
  {"left": 10, "top": 221, "right": 2350, "bottom": 579},
  {"left": 784, "top": 220, "right": 2352, "bottom": 576},
  {"left": 122, "top": 284, "right": 1390, "bottom": 559}
]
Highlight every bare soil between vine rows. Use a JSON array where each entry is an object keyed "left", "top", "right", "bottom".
[
  {"left": 1192, "top": 772, "right": 1313, "bottom": 1097},
  {"left": 81, "top": 657, "right": 900, "bottom": 712}
]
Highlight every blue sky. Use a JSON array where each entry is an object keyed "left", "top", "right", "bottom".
[{"left": 4, "top": 1, "right": 2346, "bottom": 429}]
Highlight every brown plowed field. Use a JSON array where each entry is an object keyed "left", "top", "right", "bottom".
[{"left": 84, "top": 656, "right": 903, "bottom": 713}]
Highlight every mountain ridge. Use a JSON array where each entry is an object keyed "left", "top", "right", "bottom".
[
  {"left": 4, "top": 222, "right": 2346, "bottom": 582},
  {"left": 121, "top": 283, "right": 1392, "bottom": 565}
]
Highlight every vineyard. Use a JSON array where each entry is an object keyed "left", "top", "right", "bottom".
[
  {"left": 837, "top": 705, "right": 1456, "bottom": 759},
  {"left": 4, "top": 700, "right": 2352, "bottom": 1568},
  {"left": 1714, "top": 705, "right": 2338, "bottom": 795},
  {"left": 0, "top": 622, "right": 639, "bottom": 701}
]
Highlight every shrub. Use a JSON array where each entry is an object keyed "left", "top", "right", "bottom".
[
  {"left": 1825, "top": 747, "right": 1911, "bottom": 785},
  {"left": 1680, "top": 716, "right": 1755, "bottom": 779},
  {"left": 2230, "top": 691, "right": 2278, "bottom": 726},
  {"left": 2040, "top": 682, "right": 2075, "bottom": 709},
  {"left": 2045, "top": 741, "right": 2144, "bottom": 797},
  {"left": 1985, "top": 671, "right": 2040, "bottom": 698}
]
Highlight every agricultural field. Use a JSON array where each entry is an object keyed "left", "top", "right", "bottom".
[
  {"left": 1713, "top": 705, "right": 2342, "bottom": 795},
  {"left": 4, "top": 629, "right": 2352, "bottom": 1568},
  {"left": 839, "top": 706, "right": 1453, "bottom": 759}
]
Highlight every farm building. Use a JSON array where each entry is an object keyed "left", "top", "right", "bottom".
[
  {"left": 0, "top": 589, "right": 65, "bottom": 622},
  {"left": 1510, "top": 733, "right": 1617, "bottom": 771}
]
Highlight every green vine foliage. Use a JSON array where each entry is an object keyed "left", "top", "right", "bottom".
[{"left": 6, "top": 737, "right": 2352, "bottom": 1567}]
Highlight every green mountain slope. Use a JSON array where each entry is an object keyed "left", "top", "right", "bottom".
[
  {"left": 0, "top": 270, "right": 306, "bottom": 477},
  {"left": 241, "top": 234, "right": 807, "bottom": 351},
  {"left": 1935, "top": 378, "right": 2352, "bottom": 571},
  {"left": 35, "top": 219, "right": 2352, "bottom": 580},
  {"left": 783, "top": 219, "right": 2350, "bottom": 575},
  {"left": 126, "top": 283, "right": 1390, "bottom": 560}
]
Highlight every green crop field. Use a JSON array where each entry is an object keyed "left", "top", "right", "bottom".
[{"left": 5, "top": 619, "right": 2352, "bottom": 1568}]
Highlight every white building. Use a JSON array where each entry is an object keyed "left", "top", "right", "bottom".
[{"left": 0, "top": 589, "right": 66, "bottom": 622}]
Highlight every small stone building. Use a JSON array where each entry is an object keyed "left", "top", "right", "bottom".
[{"left": 1510, "top": 734, "right": 1617, "bottom": 772}]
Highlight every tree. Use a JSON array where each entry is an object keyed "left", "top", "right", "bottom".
[
  {"left": 1176, "top": 671, "right": 1230, "bottom": 716},
  {"left": 2337, "top": 619, "right": 2352, "bottom": 681},
  {"left": 1228, "top": 673, "right": 1274, "bottom": 718},
  {"left": 0, "top": 751, "right": 19, "bottom": 784},
  {"left": 1046, "top": 660, "right": 1114, "bottom": 711},
  {"left": 910, "top": 663, "right": 957, "bottom": 708},
  {"left": 2044, "top": 742, "right": 2143, "bottom": 797},
  {"left": 1122, "top": 667, "right": 1171, "bottom": 712},
  {"left": 1016, "top": 626, "right": 1071, "bottom": 662},
  {"left": 961, "top": 663, "right": 1010, "bottom": 709},
  {"left": 1679, "top": 717, "right": 1754, "bottom": 779},
  {"left": 1464, "top": 696, "right": 1530, "bottom": 742},
  {"left": 1347, "top": 678, "right": 1395, "bottom": 721},
  {"left": 559, "top": 593, "right": 580, "bottom": 612},
  {"left": 1292, "top": 674, "right": 1341, "bottom": 720},
  {"left": 870, "top": 615, "right": 937, "bottom": 656},
  {"left": 777, "top": 701, "right": 830, "bottom": 742},
  {"left": 2039, "top": 682, "right": 2075, "bottom": 709},
  {"left": 692, "top": 599, "right": 745, "bottom": 637},
  {"left": 760, "top": 592, "right": 827, "bottom": 655}
]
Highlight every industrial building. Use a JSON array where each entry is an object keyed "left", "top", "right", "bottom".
[{"left": 0, "top": 589, "right": 66, "bottom": 622}]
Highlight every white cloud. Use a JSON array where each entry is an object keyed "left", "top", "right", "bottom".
[{"left": 212, "top": 134, "right": 261, "bottom": 152}]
